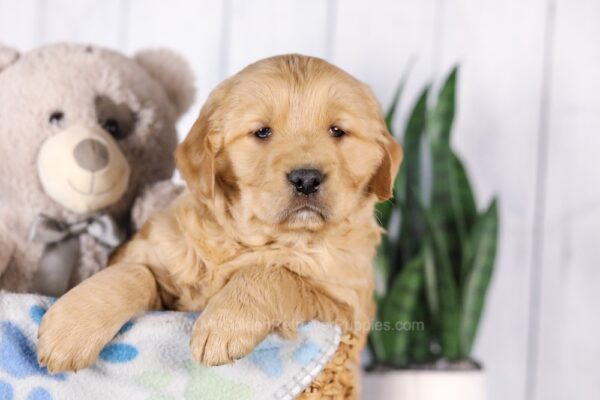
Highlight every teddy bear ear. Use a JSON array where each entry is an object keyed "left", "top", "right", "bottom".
[
  {"left": 134, "top": 48, "right": 196, "bottom": 118},
  {"left": 0, "top": 44, "right": 19, "bottom": 72}
]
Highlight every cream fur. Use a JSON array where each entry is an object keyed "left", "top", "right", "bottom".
[{"left": 38, "top": 55, "right": 403, "bottom": 377}]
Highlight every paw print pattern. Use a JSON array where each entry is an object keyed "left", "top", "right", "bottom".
[
  {"left": 0, "top": 380, "right": 13, "bottom": 400},
  {"left": 0, "top": 302, "right": 142, "bottom": 400},
  {"left": 248, "top": 337, "right": 283, "bottom": 378},
  {"left": 248, "top": 324, "right": 326, "bottom": 378},
  {"left": 186, "top": 363, "right": 252, "bottom": 400},
  {"left": 98, "top": 320, "right": 138, "bottom": 363},
  {"left": 292, "top": 341, "right": 320, "bottom": 366},
  {"left": 26, "top": 387, "right": 52, "bottom": 400},
  {"left": 0, "top": 321, "right": 65, "bottom": 381},
  {"left": 99, "top": 343, "right": 138, "bottom": 363},
  {"left": 292, "top": 322, "right": 321, "bottom": 366},
  {"left": 29, "top": 306, "right": 46, "bottom": 326},
  {"left": 0, "top": 315, "right": 64, "bottom": 400}
]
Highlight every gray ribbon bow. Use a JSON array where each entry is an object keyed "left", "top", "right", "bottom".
[{"left": 28, "top": 214, "right": 126, "bottom": 297}]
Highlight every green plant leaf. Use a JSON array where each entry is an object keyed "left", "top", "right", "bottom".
[
  {"left": 429, "top": 142, "right": 463, "bottom": 245},
  {"left": 423, "top": 241, "right": 439, "bottom": 328},
  {"left": 376, "top": 67, "right": 413, "bottom": 288},
  {"left": 427, "top": 66, "right": 457, "bottom": 144},
  {"left": 417, "top": 197, "right": 461, "bottom": 359},
  {"left": 409, "top": 300, "right": 432, "bottom": 362},
  {"left": 374, "top": 243, "right": 391, "bottom": 300},
  {"left": 379, "top": 255, "right": 425, "bottom": 365},
  {"left": 395, "top": 86, "right": 429, "bottom": 205},
  {"left": 460, "top": 199, "right": 499, "bottom": 357},
  {"left": 427, "top": 67, "right": 475, "bottom": 279},
  {"left": 450, "top": 152, "right": 478, "bottom": 279},
  {"left": 457, "top": 155, "right": 482, "bottom": 281},
  {"left": 375, "top": 200, "right": 394, "bottom": 230},
  {"left": 389, "top": 87, "right": 429, "bottom": 286},
  {"left": 371, "top": 65, "right": 498, "bottom": 368},
  {"left": 396, "top": 88, "right": 429, "bottom": 264},
  {"left": 452, "top": 153, "right": 477, "bottom": 237},
  {"left": 398, "top": 87, "right": 428, "bottom": 212}
]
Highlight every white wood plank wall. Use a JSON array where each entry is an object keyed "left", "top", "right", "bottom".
[{"left": 1, "top": 1, "right": 598, "bottom": 399}]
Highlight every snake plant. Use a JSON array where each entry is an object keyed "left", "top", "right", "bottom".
[{"left": 369, "top": 67, "right": 499, "bottom": 368}]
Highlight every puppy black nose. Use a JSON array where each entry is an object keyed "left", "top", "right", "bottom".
[{"left": 288, "top": 169, "right": 323, "bottom": 196}]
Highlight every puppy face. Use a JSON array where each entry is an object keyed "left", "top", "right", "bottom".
[{"left": 177, "top": 55, "right": 402, "bottom": 232}]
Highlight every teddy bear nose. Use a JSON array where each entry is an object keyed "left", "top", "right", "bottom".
[{"left": 73, "top": 138, "right": 110, "bottom": 172}]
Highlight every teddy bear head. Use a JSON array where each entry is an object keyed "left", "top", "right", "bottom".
[{"left": 0, "top": 43, "right": 194, "bottom": 222}]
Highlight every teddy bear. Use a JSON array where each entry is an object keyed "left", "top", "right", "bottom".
[{"left": 0, "top": 43, "right": 192, "bottom": 296}]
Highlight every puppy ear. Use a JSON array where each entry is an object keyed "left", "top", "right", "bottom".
[
  {"left": 175, "top": 86, "right": 224, "bottom": 200},
  {"left": 134, "top": 48, "right": 196, "bottom": 118},
  {"left": 0, "top": 44, "right": 19, "bottom": 72},
  {"left": 369, "top": 129, "right": 403, "bottom": 201}
]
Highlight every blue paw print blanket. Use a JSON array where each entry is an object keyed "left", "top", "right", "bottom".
[{"left": 0, "top": 293, "right": 341, "bottom": 400}]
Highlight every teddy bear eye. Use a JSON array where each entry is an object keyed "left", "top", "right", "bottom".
[
  {"left": 103, "top": 118, "right": 125, "bottom": 139},
  {"left": 49, "top": 111, "right": 64, "bottom": 125}
]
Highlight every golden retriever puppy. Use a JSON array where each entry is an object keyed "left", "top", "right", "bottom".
[{"left": 37, "top": 54, "right": 402, "bottom": 373}]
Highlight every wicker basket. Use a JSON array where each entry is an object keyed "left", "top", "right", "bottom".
[{"left": 297, "top": 331, "right": 364, "bottom": 400}]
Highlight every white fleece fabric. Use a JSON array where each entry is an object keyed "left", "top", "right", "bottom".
[{"left": 0, "top": 293, "right": 341, "bottom": 400}]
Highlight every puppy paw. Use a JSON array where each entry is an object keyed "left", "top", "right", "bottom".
[
  {"left": 190, "top": 309, "right": 270, "bottom": 366},
  {"left": 37, "top": 301, "right": 116, "bottom": 373}
]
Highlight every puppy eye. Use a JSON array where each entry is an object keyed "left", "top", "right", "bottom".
[
  {"left": 254, "top": 127, "right": 272, "bottom": 139},
  {"left": 329, "top": 126, "right": 346, "bottom": 138},
  {"left": 49, "top": 111, "right": 64, "bottom": 125},
  {"left": 103, "top": 118, "right": 125, "bottom": 139}
]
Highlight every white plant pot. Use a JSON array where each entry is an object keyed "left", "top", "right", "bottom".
[{"left": 362, "top": 369, "right": 485, "bottom": 400}]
